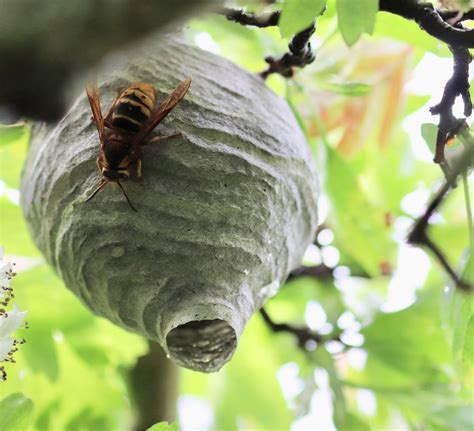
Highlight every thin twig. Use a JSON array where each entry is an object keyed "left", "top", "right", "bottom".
[
  {"left": 221, "top": 7, "right": 281, "bottom": 27},
  {"left": 218, "top": 7, "right": 317, "bottom": 79},
  {"left": 129, "top": 341, "right": 178, "bottom": 430},
  {"left": 221, "top": 2, "right": 474, "bottom": 80},
  {"left": 379, "top": 3, "right": 474, "bottom": 173},
  {"left": 408, "top": 146, "right": 474, "bottom": 292},
  {"left": 429, "top": 37, "right": 472, "bottom": 166},
  {"left": 286, "top": 264, "right": 334, "bottom": 282},
  {"left": 260, "top": 24, "right": 316, "bottom": 79},
  {"left": 260, "top": 307, "right": 341, "bottom": 348}
]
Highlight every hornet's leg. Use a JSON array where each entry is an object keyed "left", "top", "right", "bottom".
[
  {"left": 85, "top": 177, "right": 107, "bottom": 202},
  {"left": 143, "top": 133, "right": 181, "bottom": 146},
  {"left": 126, "top": 147, "right": 144, "bottom": 183},
  {"left": 133, "top": 159, "right": 143, "bottom": 182}
]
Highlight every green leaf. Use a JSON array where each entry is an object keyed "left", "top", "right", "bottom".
[
  {"left": 462, "top": 315, "right": 474, "bottom": 373},
  {"left": 207, "top": 316, "right": 293, "bottom": 430},
  {"left": 430, "top": 225, "right": 470, "bottom": 270},
  {"left": 0, "top": 124, "right": 30, "bottom": 189},
  {"left": 0, "top": 393, "right": 34, "bottom": 431},
  {"left": 1, "top": 263, "right": 147, "bottom": 430},
  {"left": 379, "top": 382, "right": 474, "bottom": 430},
  {"left": 279, "top": 0, "right": 326, "bottom": 38},
  {"left": 324, "top": 143, "right": 394, "bottom": 276},
  {"left": 428, "top": 405, "right": 474, "bottom": 431},
  {"left": 405, "top": 95, "right": 430, "bottom": 116},
  {"left": 34, "top": 399, "right": 61, "bottom": 431},
  {"left": 337, "top": 0, "right": 378, "bottom": 46},
  {"left": 22, "top": 325, "right": 59, "bottom": 382},
  {"left": 338, "top": 413, "right": 371, "bottom": 431},
  {"left": 444, "top": 253, "right": 474, "bottom": 389},
  {"left": 148, "top": 422, "right": 179, "bottom": 431},
  {"left": 346, "top": 354, "right": 416, "bottom": 390},
  {"left": 374, "top": 13, "right": 450, "bottom": 56},
  {"left": 421, "top": 123, "right": 437, "bottom": 157},
  {"left": 461, "top": 173, "right": 473, "bottom": 285},
  {"left": 450, "top": 287, "right": 473, "bottom": 355},
  {"left": 362, "top": 296, "right": 451, "bottom": 377},
  {"left": 64, "top": 407, "right": 111, "bottom": 431},
  {"left": 319, "top": 81, "right": 372, "bottom": 97},
  {"left": 0, "top": 123, "right": 29, "bottom": 148},
  {"left": 380, "top": 385, "right": 473, "bottom": 430},
  {"left": 0, "top": 197, "right": 40, "bottom": 257}
]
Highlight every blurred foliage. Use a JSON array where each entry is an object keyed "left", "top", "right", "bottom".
[
  {"left": 0, "top": 124, "right": 30, "bottom": 150},
  {"left": 148, "top": 422, "right": 179, "bottom": 431},
  {"left": 279, "top": 0, "right": 326, "bottom": 37},
  {"left": 0, "top": 393, "right": 34, "bottom": 431},
  {"left": 1, "top": 1, "right": 473, "bottom": 430},
  {"left": 336, "top": 0, "right": 378, "bottom": 46}
]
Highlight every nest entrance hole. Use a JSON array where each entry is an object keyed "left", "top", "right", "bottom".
[{"left": 166, "top": 319, "right": 237, "bottom": 372}]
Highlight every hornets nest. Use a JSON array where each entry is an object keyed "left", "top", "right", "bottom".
[{"left": 21, "top": 36, "right": 319, "bottom": 372}]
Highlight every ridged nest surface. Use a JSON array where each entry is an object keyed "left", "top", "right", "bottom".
[{"left": 21, "top": 37, "right": 319, "bottom": 372}]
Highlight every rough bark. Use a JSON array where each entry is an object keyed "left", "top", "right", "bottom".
[{"left": 20, "top": 35, "right": 319, "bottom": 372}]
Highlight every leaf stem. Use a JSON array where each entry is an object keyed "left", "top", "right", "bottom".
[{"left": 462, "top": 172, "right": 473, "bottom": 264}]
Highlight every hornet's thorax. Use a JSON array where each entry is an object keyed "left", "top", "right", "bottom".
[{"left": 85, "top": 78, "right": 192, "bottom": 211}]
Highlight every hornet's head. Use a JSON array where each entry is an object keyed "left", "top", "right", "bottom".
[{"left": 102, "top": 168, "right": 129, "bottom": 182}]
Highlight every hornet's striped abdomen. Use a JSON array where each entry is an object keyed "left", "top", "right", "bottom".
[{"left": 111, "top": 83, "right": 156, "bottom": 133}]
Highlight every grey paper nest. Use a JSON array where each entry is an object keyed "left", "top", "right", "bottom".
[{"left": 21, "top": 38, "right": 319, "bottom": 372}]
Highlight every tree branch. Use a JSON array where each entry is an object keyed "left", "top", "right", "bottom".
[
  {"left": 379, "top": 0, "right": 474, "bottom": 48},
  {"left": 408, "top": 145, "right": 474, "bottom": 292},
  {"left": 223, "top": 2, "right": 474, "bottom": 52},
  {"left": 219, "top": 7, "right": 316, "bottom": 79},
  {"left": 221, "top": 1, "right": 474, "bottom": 82},
  {"left": 378, "top": 2, "right": 474, "bottom": 175},
  {"left": 287, "top": 264, "right": 334, "bottom": 282},
  {"left": 260, "top": 308, "right": 341, "bottom": 349},
  {"left": 221, "top": 7, "right": 281, "bottom": 27},
  {"left": 260, "top": 24, "right": 316, "bottom": 79},
  {"left": 129, "top": 341, "right": 178, "bottom": 431},
  {"left": 429, "top": 38, "right": 472, "bottom": 166}
]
